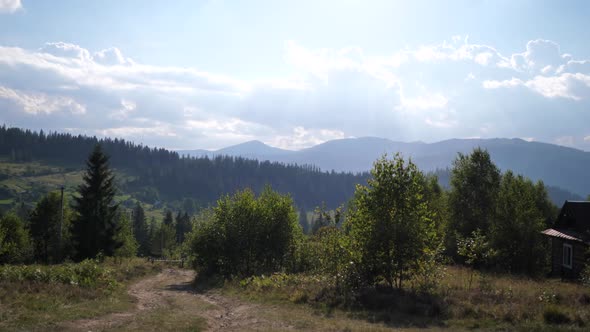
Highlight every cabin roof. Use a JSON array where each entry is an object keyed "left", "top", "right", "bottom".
[
  {"left": 542, "top": 200, "right": 590, "bottom": 243},
  {"left": 541, "top": 228, "right": 587, "bottom": 243}
]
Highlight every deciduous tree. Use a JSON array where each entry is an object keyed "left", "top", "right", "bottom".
[{"left": 346, "top": 154, "right": 438, "bottom": 289}]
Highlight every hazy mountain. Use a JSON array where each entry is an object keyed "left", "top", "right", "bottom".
[
  {"left": 180, "top": 140, "right": 294, "bottom": 159},
  {"left": 180, "top": 137, "right": 590, "bottom": 198}
]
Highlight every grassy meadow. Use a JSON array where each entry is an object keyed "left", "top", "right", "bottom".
[
  {"left": 0, "top": 258, "right": 164, "bottom": 331},
  {"left": 217, "top": 266, "right": 590, "bottom": 331}
]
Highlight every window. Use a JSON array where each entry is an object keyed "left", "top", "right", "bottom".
[{"left": 563, "top": 243, "right": 573, "bottom": 269}]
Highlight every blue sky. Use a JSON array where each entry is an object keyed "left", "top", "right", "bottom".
[{"left": 1, "top": 0, "right": 590, "bottom": 150}]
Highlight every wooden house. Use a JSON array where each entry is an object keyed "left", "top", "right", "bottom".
[{"left": 542, "top": 201, "right": 590, "bottom": 278}]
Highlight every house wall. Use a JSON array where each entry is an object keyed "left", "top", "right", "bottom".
[{"left": 550, "top": 238, "right": 587, "bottom": 278}]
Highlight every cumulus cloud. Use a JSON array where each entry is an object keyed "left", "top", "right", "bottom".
[
  {"left": 484, "top": 73, "right": 590, "bottom": 100},
  {"left": 0, "top": 86, "right": 86, "bottom": 115},
  {"left": 0, "top": 0, "right": 21, "bottom": 13},
  {"left": 510, "top": 39, "right": 569, "bottom": 74},
  {"left": 1, "top": 37, "right": 590, "bottom": 150}
]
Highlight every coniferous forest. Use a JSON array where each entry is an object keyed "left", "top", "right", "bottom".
[
  {"left": 0, "top": 125, "right": 368, "bottom": 211},
  {"left": 2, "top": 125, "right": 590, "bottom": 331}
]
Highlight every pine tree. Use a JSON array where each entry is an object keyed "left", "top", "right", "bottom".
[
  {"left": 163, "top": 210, "right": 174, "bottom": 226},
  {"left": 175, "top": 211, "right": 191, "bottom": 244},
  {"left": 132, "top": 202, "right": 149, "bottom": 255},
  {"left": 72, "top": 145, "right": 121, "bottom": 260}
]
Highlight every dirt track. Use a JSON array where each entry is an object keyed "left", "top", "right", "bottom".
[{"left": 60, "top": 268, "right": 292, "bottom": 331}]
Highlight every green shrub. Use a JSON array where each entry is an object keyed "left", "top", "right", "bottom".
[
  {"left": 0, "top": 260, "right": 117, "bottom": 289},
  {"left": 187, "top": 187, "right": 301, "bottom": 278}
]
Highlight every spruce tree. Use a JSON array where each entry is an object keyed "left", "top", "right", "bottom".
[
  {"left": 175, "top": 211, "right": 191, "bottom": 244},
  {"left": 72, "top": 145, "right": 121, "bottom": 260},
  {"left": 132, "top": 202, "right": 149, "bottom": 255}
]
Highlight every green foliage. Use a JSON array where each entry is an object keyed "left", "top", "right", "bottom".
[
  {"left": 132, "top": 202, "right": 149, "bottom": 256},
  {"left": 447, "top": 148, "right": 500, "bottom": 256},
  {"left": 310, "top": 203, "right": 342, "bottom": 234},
  {"left": 346, "top": 154, "right": 439, "bottom": 290},
  {"left": 0, "top": 126, "right": 368, "bottom": 211},
  {"left": 175, "top": 211, "right": 191, "bottom": 244},
  {"left": 457, "top": 229, "right": 496, "bottom": 289},
  {"left": 188, "top": 186, "right": 301, "bottom": 278},
  {"left": 150, "top": 222, "right": 176, "bottom": 258},
  {"left": 28, "top": 191, "right": 72, "bottom": 263},
  {"left": 457, "top": 229, "right": 497, "bottom": 269},
  {"left": 114, "top": 213, "right": 138, "bottom": 258},
  {"left": 491, "top": 171, "right": 551, "bottom": 275},
  {"left": 163, "top": 210, "right": 174, "bottom": 226},
  {"left": 72, "top": 145, "right": 121, "bottom": 260},
  {"left": 310, "top": 226, "right": 355, "bottom": 290},
  {"left": 0, "top": 213, "right": 32, "bottom": 264},
  {"left": 0, "top": 259, "right": 116, "bottom": 289}
]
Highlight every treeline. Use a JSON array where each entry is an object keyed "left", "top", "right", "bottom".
[
  {"left": 0, "top": 141, "right": 561, "bottom": 291},
  {"left": 0, "top": 125, "right": 367, "bottom": 209},
  {"left": 186, "top": 148, "right": 560, "bottom": 298},
  {"left": 0, "top": 146, "right": 193, "bottom": 264}
]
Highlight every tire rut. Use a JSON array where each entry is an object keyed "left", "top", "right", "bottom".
[{"left": 59, "top": 268, "right": 292, "bottom": 331}]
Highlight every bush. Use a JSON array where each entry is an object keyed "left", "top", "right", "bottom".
[
  {"left": 0, "top": 213, "right": 32, "bottom": 264},
  {"left": 0, "top": 260, "right": 117, "bottom": 289},
  {"left": 188, "top": 187, "right": 301, "bottom": 278}
]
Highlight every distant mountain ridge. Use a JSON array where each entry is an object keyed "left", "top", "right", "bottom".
[{"left": 179, "top": 137, "right": 590, "bottom": 198}]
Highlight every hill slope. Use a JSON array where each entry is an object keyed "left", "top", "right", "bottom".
[
  {"left": 0, "top": 126, "right": 367, "bottom": 211},
  {"left": 181, "top": 137, "right": 590, "bottom": 197}
]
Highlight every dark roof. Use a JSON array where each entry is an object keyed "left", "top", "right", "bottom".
[
  {"left": 543, "top": 201, "right": 590, "bottom": 242},
  {"left": 554, "top": 201, "right": 590, "bottom": 232}
]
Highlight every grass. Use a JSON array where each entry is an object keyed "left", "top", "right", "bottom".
[
  {"left": 0, "top": 258, "right": 165, "bottom": 331},
  {"left": 106, "top": 293, "right": 208, "bottom": 332},
  {"left": 217, "top": 266, "right": 590, "bottom": 331},
  {"left": 0, "top": 160, "right": 166, "bottom": 220}
]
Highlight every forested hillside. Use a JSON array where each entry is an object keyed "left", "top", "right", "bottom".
[
  {"left": 183, "top": 137, "right": 590, "bottom": 198},
  {"left": 0, "top": 126, "right": 368, "bottom": 211}
]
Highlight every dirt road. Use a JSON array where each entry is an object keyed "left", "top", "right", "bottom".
[{"left": 60, "top": 268, "right": 292, "bottom": 331}]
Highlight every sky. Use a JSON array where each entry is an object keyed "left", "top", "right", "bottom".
[{"left": 1, "top": 0, "right": 590, "bottom": 151}]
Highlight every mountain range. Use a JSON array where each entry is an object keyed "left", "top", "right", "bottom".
[{"left": 179, "top": 137, "right": 590, "bottom": 198}]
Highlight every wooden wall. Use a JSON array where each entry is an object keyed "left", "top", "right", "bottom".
[{"left": 550, "top": 237, "right": 587, "bottom": 278}]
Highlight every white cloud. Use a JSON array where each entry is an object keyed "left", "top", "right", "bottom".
[
  {"left": 98, "top": 125, "right": 177, "bottom": 138},
  {"left": 399, "top": 92, "right": 448, "bottom": 111},
  {"left": 482, "top": 77, "right": 524, "bottom": 89},
  {"left": 0, "top": 86, "right": 86, "bottom": 115},
  {"left": 525, "top": 73, "right": 590, "bottom": 100},
  {"left": 109, "top": 99, "right": 136, "bottom": 120},
  {"left": 93, "top": 48, "right": 135, "bottom": 66},
  {"left": 270, "top": 127, "right": 346, "bottom": 150},
  {"left": 484, "top": 73, "right": 590, "bottom": 100},
  {"left": 2, "top": 38, "right": 590, "bottom": 150},
  {"left": 0, "top": 0, "right": 21, "bottom": 13},
  {"left": 510, "top": 39, "right": 569, "bottom": 74},
  {"left": 555, "top": 136, "right": 575, "bottom": 147}
]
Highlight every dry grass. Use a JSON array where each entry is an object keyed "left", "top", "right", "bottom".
[
  {"left": 219, "top": 266, "right": 590, "bottom": 331},
  {"left": 0, "top": 258, "right": 165, "bottom": 331},
  {"left": 438, "top": 266, "right": 590, "bottom": 330}
]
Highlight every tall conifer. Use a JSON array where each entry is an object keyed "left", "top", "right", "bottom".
[{"left": 72, "top": 145, "right": 121, "bottom": 259}]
